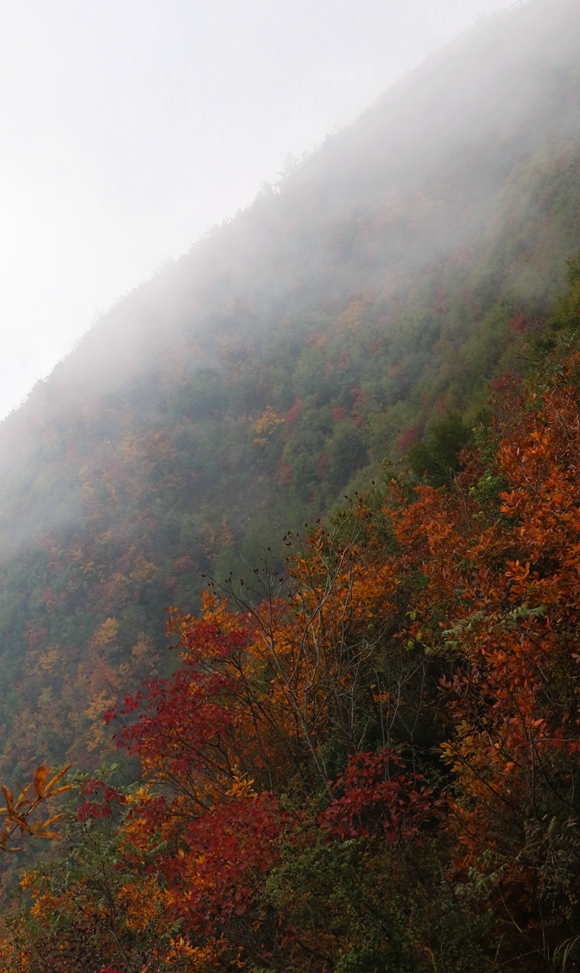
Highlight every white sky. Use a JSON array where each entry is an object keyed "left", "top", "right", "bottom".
[{"left": 0, "top": 0, "right": 511, "bottom": 419}]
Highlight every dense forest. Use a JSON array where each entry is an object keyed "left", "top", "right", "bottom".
[
  {"left": 1, "top": 0, "right": 580, "bottom": 968},
  {"left": 2, "top": 256, "right": 580, "bottom": 970},
  {"left": 0, "top": 0, "right": 579, "bottom": 786}
]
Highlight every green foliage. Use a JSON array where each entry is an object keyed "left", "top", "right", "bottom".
[
  {"left": 327, "top": 424, "right": 369, "bottom": 493},
  {"left": 536, "top": 251, "right": 580, "bottom": 351},
  {"left": 407, "top": 412, "right": 473, "bottom": 487}
]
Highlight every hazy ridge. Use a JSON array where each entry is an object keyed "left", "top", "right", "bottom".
[{"left": 0, "top": 0, "right": 579, "bottom": 785}]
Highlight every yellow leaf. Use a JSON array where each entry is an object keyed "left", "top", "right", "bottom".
[
  {"left": 33, "top": 764, "right": 49, "bottom": 798},
  {"left": 11, "top": 815, "right": 31, "bottom": 834},
  {"left": 43, "top": 765, "right": 72, "bottom": 797},
  {"left": 2, "top": 785, "right": 13, "bottom": 813},
  {"left": 32, "top": 813, "right": 65, "bottom": 832},
  {"left": 45, "top": 784, "right": 72, "bottom": 797}
]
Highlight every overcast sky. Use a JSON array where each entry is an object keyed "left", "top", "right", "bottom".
[{"left": 0, "top": 0, "right": 512, "bottom": 418}]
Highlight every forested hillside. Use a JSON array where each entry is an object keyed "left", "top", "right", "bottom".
[
  {"left": 0, "top": 0, "right": 579, "bottom": 798},
  {"left": 2, "top": 249, "right": 580, "bottom": 971},
  {"left": 2, "top": 0, "right": 580, "bottom": 968}
]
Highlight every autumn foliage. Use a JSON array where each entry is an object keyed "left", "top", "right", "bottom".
[
  {"left": 0, "top": 764, "right": 70, "bottom": 853},
  {"left": 3, "top": 338, "right": 580, "bottom": 969}
]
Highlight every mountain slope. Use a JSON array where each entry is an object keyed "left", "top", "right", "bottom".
[{"left": 0, "top": 0, "right": 580, "bottom": 780}]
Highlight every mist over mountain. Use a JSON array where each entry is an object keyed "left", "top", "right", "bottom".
[{"left": 0, "top": 0, "right": 579, "bottom": 784}]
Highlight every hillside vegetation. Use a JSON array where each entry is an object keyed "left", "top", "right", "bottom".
[
  {"left": 2, "top": 252, "right": 580, "bottom": 971},
  {"left": 2, "top": 0, "right": 580, "bottom": 967},
  {"left": 0, "top": 0, "right": 579, "bottom": 805}
]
